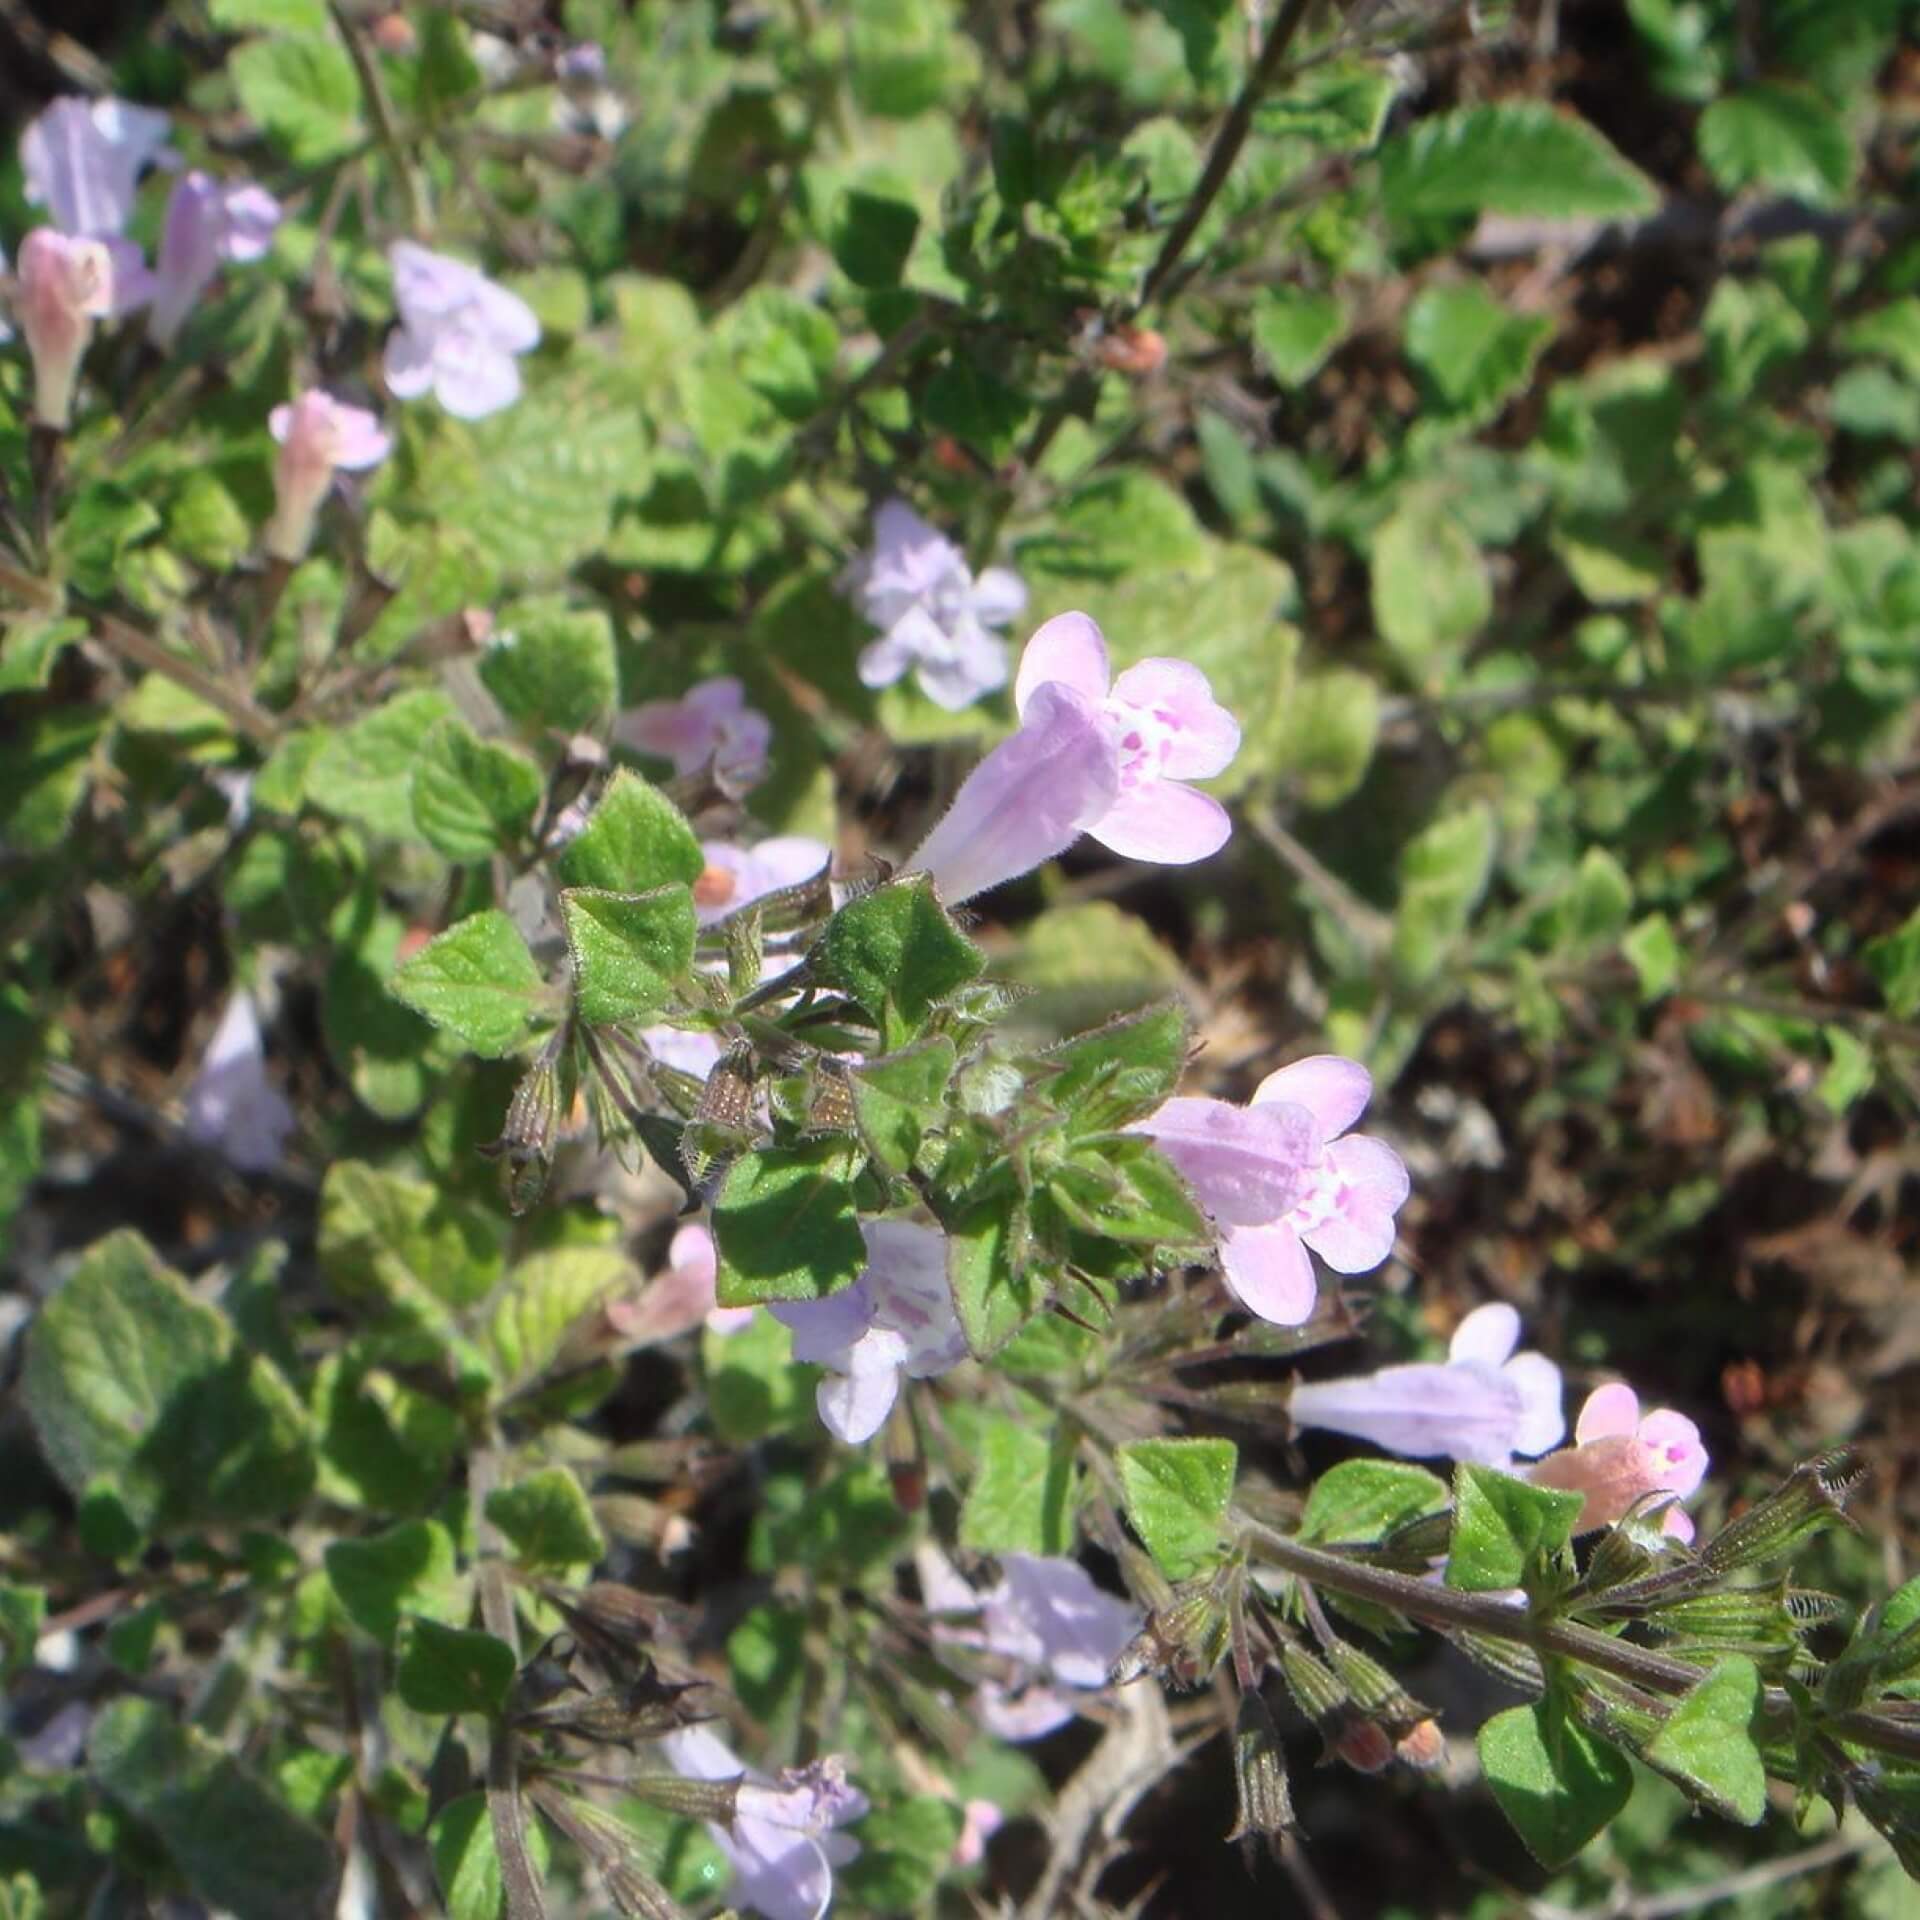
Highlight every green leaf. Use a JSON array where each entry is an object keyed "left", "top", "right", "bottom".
[
  {"left": 831, "top": 188, "right": 920, "bottom": 287},
  {"left": 1446, "top": 1465, "right": 1584, "bottom": 1592},
  {"left": 1251, "top": 287, "right": 1348, "bottom": 387},
  {"left": 559, "top": 886, "right": 696, "bottom": 1025},
  {"left": 712, "top": 1143, "right": 868, "bottom": 1306},
  {"left": 318, "top": 1161, "right": 505, "bottom": 1326},
  {"left": 1371, "top": 502, "right": 1490, "bottom": 679},
  {"left": 1298, "top": 1461, "right": 1450, "bottom": 1546},
  {"left": 325, "top": 1520, "right": 464, "bottom": 1647},
  {"left": 1273, "top": 669, "right": 1380, "bottom": 809},
  {"left": 0, "top": 1583, "right": 46, "bottom": 1683},
  {"left": 959, "top": 1413, "right": 1076, "bottom": 1555},
  {"left": 1049, "top": 1137, "right": 1210, "bottom": 1246},
  {"left": 1405, "top": 282, "right": 1553, "bottom": 425},
  {"left": 478, "top": 599, "right": 621, "bottom": 735},
  {"left": 838, "top": 1798, "right": 966, "bottom": 1912},
  {"left": 210, "top": 0, "right": 328, "bottom": 28},
  {"left": 1866, "top": 905, "right": 1920, "bottom": 1018},
  {"left": 1010, "top": 905, "right": 1191, "bottom": 1035},
  {"left": 1041, "top": 1001, "right": 1191, "bottom": 1128},
  {"left": 704, "top": 1312, "right": 815, "bottom": 1443},
  {"left": 1644, "top": 1656, "right": 1766, "bottom": 1823},
  {"left": 1116, "top": 1437, "right": 1237, "bottom": 1580},
  {"left": 489, "top": 1246, "right": 637, "bottom": 1392},
  {"left": 1259, "top": 58, "right": 1398, "bottom": 151},
  {"left": 0, "top": 614, "right": 83, "bottom": 695},
  {"left": 1391, "top": 804, "right": 1497, "bottom": 989},
  {"left": 1558, "top": 847, "right": 1634, "bottom": 949},
  {"left": 230, "top": 31, "right": 363, "bottom": 164},
  {"left": 1818, "top": 1027, "right": 1876, "bottom": 1115},
  {"left": 391, "top": 910, "right": 546, "bottom": 1057},
  {"left": 849, "top": 1037, "right": 956, "bottom": 1174},
  {"left": 1478, "top": 1699, "right": 1633, "bottom": 1869},
  {"left": 947, "top": 1186, "right": 1043, "bottom": 1360},
  {"left": 310, "top": 689, "right": 458, "bottom": 841},
  {"left": 555, "top": 769, "right": 705, "bottom": 896},
  {"left": 815, "top": 876, "right": 985, "bottom": 1036},
  {"left": 1623, "top": 913, "right": 1685, "bottom": 1001},
  {"left": 410, "top": 373, "right": 644, "bottom": 580},
  {"left": 313, "top": 1357, "right": 461, "bottom": 1512},
  {"left": 0, "top": 708, "right": 100, "bottom": 853},
  {"left": 411, "top": 720, "right": 543, "bottom": 861},
  {"left": 90, "top": 1697, "right": 335, "bottom": 1920},
  {"left": 1380, "top": 103, "right": 1657, "bottom": 221},
  {"left": 397, "top": 1620, "right": 517, "bottom": 1715},
  {"left": 485, "top": 1469, "right": 606, "bottom": 1571},
  {"left": 431, "top": 1793, "right": 552, "bottom": 1920},
  {"left": 1699, "top": 85, "right": 1854, "bottom": 206},
  {"left": 21, "top": 1230, "right": 313, "bottom": 1536}
]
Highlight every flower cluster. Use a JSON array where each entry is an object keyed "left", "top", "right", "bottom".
[
  {"left": 841, "top": 499, "right": 1027, "bottom": 710},
  {"left": 1136, "top": 1054, "right": 1409, "bottom": 1327}
]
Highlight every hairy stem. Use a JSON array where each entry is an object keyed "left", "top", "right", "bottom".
[
  {"left": 92, "top": 613, "right": 280, "bottom": 747},
  {"left": 471, "top": 1445, "right": 548, "bottom": 1920},
  {"left": 1241, "top": 1521, "right": 1920, "bottom": 1768},
  {"left": 1135, "top": 0, "right": 1318, "bottom": 314},
  {"left": 332, "top": 0, "right": 426, "bottom": 235}
]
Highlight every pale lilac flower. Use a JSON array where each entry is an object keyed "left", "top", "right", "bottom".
[
  {"left": 769, "top": 1221, "right": 968, "bottom": 1443},
  {"left": 383, "top": 241, "right": 540, "bottom": 419},
  {"left": 265, "top": 390, "right": 391, "bottom": 561},
  {"left": 146, "top": 171, "right": 282, "bottom": 350},
  {"left": 183, "top": 994, "right": 295, "bottom": 1173},
  {"left": 556, "top": 42, "right": 608, "bottom": 80},
  {"left": 1134, "top": 1054, "right": 1409, "bottom": 1328},
  {"left": 0, "top": 245, "right": 11, "bottom": 345},
  {"left": 21, "top": 96, "right": 175, "bottom": 238},
  {"left": 656, "top": 1724, "right": 865, "bottom": 1920},
  {"left": 679, "top": 1222, "right": 755, "bottom": 1335},
  {"left": 615, "top": 677, "right": 772, "bottom": 791},
  {"left": 1525, "top": 1382, "right": 1709, "bottom": 1542},
  {"left": 16, "top": 229, "right": 114, "bottom": 429},
  {"left": 952, "top": 1799, "right": 1003, "bottom": 1868},
  {"left": 642, "top": 1024, "right": 723, "bottom": 1079},
  {"left": 1014, "top": 611, "right": 1239, "bottom": 863},
  {"left": 842, "top": 499, "right": 1027, "bottom": 711},
  {"left": 901, "top": 680, "right": 1119, "bottom": 904},
  {"left": 919, "top": 1548, "right": 1140, "bottom": 1742},
  {"left": 1289, "top": 1303, "right": 1564, "bottom": 1467},
  {"left": 692, "top": 836, "right": 830, "bottom": 926}
]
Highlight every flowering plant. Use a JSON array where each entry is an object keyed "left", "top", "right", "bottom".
[{"left": 4, "top": 8, "right": 1920, "bottom": 1920}]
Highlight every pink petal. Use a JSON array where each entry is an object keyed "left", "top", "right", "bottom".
[
  {"left": 431, "top": 329, "right": 522, "bottom": 418},
  {"left": 1108, "top": 658, "right": 1241, "bottom": 780},
  {"left": 1253, "top": 1053, "right": 1373, "bottom": 1138},
  {"left": 1327, "top": 1132, "right": 1409, "bottom": 1210},
  {"left": 669, "top": 1222, "right": 716, "bottom": 1286},
  {"left": 1448, "top": 1302, "right": 1520, "bottom": 1368},
  {"left": 686, "top": 676, "right": 747, "bottom": 721},
  {"left": 1638, "top": 1409, "right": 1708, "bottom": 1498},
  {"left": 915, "top": 621, "right": 1009, "bottom": 710},
  {"left": 1013, "top": 611, "right": 1110, "bottom": 719},
  {"left": 969, "top": 567, "right": 1029, "bottom": 627},
  {"left": 1660, "top": 1507, "right": 1696, "bottom": 1543},
  {"left": 1086, "top": 779, "right": 1230, "bottom": 864},
  {"left": 1575, "top": 1381, "right": 1642, "bottom": 1445},
  {"left": 1501, "top": 1352, "right": 1567, "bottom": 1458},
  {"left": 1219, "top": 1220, "right": 1318, "bottom": 1326},
  {"left": 902, "top": 681, "right": 1119, "bottom": 903},
  {"left": 1135, "top": 1096, "right": 1316, "bottom": 1225},
  {"left": 1298, "top": 1191, "right": 1399, "bottom": 1275}
]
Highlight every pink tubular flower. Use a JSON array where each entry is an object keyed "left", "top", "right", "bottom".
[
  {"left": 21, "top": 96, "right": 175, "bottom": 238},
  {"left": 1013, "top": 612, "right": 1240, "bottom": 863},
  {"left": 1288, "top": 1303, "right": 1565, "bottom": 1468},
  {"left": 383, "top": 241, "right": 540, "bottom": 419},
  {"left": 901, "top": 680, "right": 1119, "bottom": 904},
  {"left": 919, "top": 1548, "right": 1140, "bottom": 1743},
  {"left": 265, "top": 390, "right": 391, "bottom": 561},
  {"left": 183, "top": 994, "right": 296, "bottom": 1173},
  {"left": 146, "top": 171, "right": 282, "bottom": 350},
  {"left": 952, "top": 1799, "right": 1003, "bottom": 1869},
  {"left": 17, "top": 229, "right": 114, "bottom": 429},
  {"left": 769, "top": 1221, "right": 969, "bottom": 1444},
  {"left": 842, "top": 498, "right": 1027, "bottom": 711},
  {"left": 614, "top": 677, "right": 772, "bottom": 791},
  {"left": 655, "top": 1725, "right": 865, "bottom": 1920},
  {"left": 1134, "top": 1054, "right": 1409, "bottom": 1327},
  {"left": 1525, "top": 1383, "right": 1709, "bottom": 1542},
  {"left": 692, "top": 836, "right": 831, "bottom": 926},
  {"left": 605, "top": 1223, "right": 753, "bottom": 1344}
]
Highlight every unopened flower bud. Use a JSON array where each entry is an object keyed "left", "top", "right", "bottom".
[
  {"left": 17, "top": 228, "right": 113, "bottom": 428},
  {"left": 623, "top": 1772, "right": 741, "bottom": 1824},
  {"left": 1322, "top": 1637, "right": 1430, "bottom": 1738},
  {"left": 1109, "top": 1579, "right": 1230, "bottom": 1690},
  {"left": 1277, "top": 1641, "right": 1392, "bottom": 1773},
  {"left": 266, "top": 389, "right": 391, "bottom": 561},
  {"left": 1393, "top": 1717, "right": 1446, "bottom": 1771},
  {"left": 1227, "top": 1692, "right": 1295, "bottom": 1848},
  {"left": 1700, "top": 1447, "right": 1864, "bottom": 1576}
]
